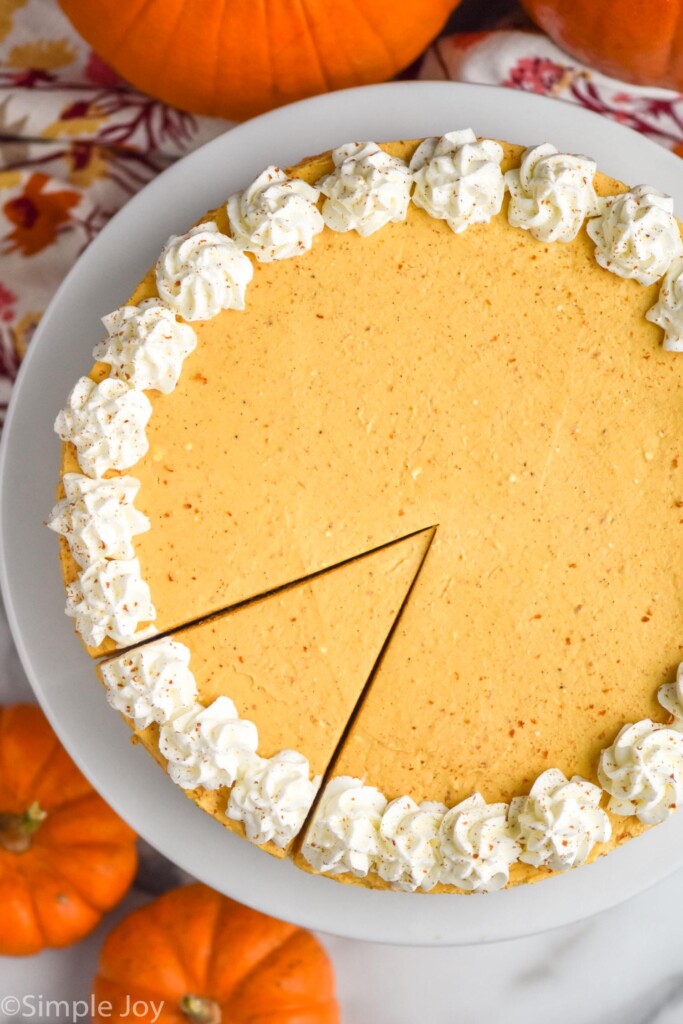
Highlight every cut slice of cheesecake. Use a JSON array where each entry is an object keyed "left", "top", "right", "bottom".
[{"left": 100, "top": 527, "right": 434, "bottom": 856}]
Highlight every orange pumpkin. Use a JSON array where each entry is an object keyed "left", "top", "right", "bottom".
[
  {"left": 57, "top": 0, "right": 459, "bottom": 121},
  {"left": 93, "top": 884, "right": 340, "bottom": 1024},
  {"left": 0, "top": 704, "right": 137, "bottom": 956},
  {"left": 520, "top": 0, "right": 683, "bottom": 90}
]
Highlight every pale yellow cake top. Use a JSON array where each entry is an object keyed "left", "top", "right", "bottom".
[{"left": 59, "top": 138, "right": 683, "bottom": 891}]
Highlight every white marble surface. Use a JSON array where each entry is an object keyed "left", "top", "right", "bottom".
[{"left": 1, "top": 592, "right": 681, "bottom": 1023}]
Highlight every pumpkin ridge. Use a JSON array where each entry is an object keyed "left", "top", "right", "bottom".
[
  {"left": 223, "top": 927, "right": 326, "bottom": 1012},
  {"left": 313, "top": 0, "right": 391, "bottom": 83},
  {"left": 0, "top": 872, "right": 44, "bottom": 956},
  {"left": 142, "top": 0, "right": 187, "bottom": 96},
  {"left": 97, "top": 895, "right": 192, "bottom": 994},
  {"left": 665, "top": 0, "right": 683, "bottom": 80},
  {"left": 208, "top": 911, "right": 299, "bottom": 1004},
  {"left": 35, "top": 744, "right": 98, "bottom": 808},
  {"left": 41, "top": 837, "right": 137, "bottom": 855},
  {"left": 123, "top": 0, "right": 157, "bottom": 35},
  {"left": 91, "top": 0, "right": 145, "bottom": 55},
  {"left": 35, "top": 786, "right": 133, "bottom": 819},
  {"left": 345, "top": 0, "right": 399, "bottom": 68},
  {"left": 157, "top": 909, "right": 205, "bottom": 995},
  {"left": 29, "top": 787, "right": 103, "bottom": 820},
  {"left": 24, "top": 858, "right": 101, "bottom": 947},
  {"left": 96, "top": 978, "right": 173, "bottom": 1016},
  {"left": 297, "top": 0, "right": 333, "bottom": 93},
  {"left": 0, "top": 709, "right": 61, "bottom": 807},
  {"left": 98, "top": 926, "right": 189, "bottom": 999},
  {"left": 27, "top": 849, "right": 102, "bottom": 912},
  {"left": 211, "top": 0, "right": 230, "bottom": 121},
  {"left": 20, "top": 737, "right": 60, "bottom": 798},
  {"left": 44, "top": 846, "right": 137, "bottom": 913},
  {"left": 192, "top": 888, "right": 225, "bottom": 996},
  {"left": 256, "top": 0, "right": 274, "bottom": 103}
]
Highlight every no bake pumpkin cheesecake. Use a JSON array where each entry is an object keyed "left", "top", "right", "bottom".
[{"left": 50, "top": 131, "right": 683, "bottom": 892}]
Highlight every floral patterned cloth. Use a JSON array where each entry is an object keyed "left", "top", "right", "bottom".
[
  {"left": 0, "top": 0, "right": 228, "bottom": 427},
  {"left": 419, "top": 30, "right": 683, "bottom": 158},
  {"left": 1, "top": 2, "right": 682, "bottom": 430}
]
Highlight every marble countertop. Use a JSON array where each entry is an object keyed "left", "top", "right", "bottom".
[{"left": 1, "top": 595, "right": 680, "bottom": 1023}]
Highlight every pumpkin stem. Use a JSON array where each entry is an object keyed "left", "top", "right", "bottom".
[
  {"left": 0, "top": 801, "right": 48, "bottom": 853},
  {"left": 179, "top": 996, "right": 221, "bottom": 1024}
]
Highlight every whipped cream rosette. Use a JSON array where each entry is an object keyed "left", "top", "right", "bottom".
[
  {"left": 410, "top": 128, "right": 504, "bottom": 233},
  {"left": 598, "top": 720, "right": 683, "bottom": 824},
  {"left": 101, "top": 637, "right": 198, "bottom": 730},
  {"left": 159, "top": 696, "right": 259, "bottom": 791},
  {"left": 227, "top": 167, "right": 323, "bottom": 261},
  {"left": 54, "top": 376, "right": 152, "bottom": 479},
  {"left": 65, "top": 558, "right": 155, "bottom": 648},
  {"left": 47, "top": 474, "right": 149, "bottom": 569},
  {"left": 318, "top": 141, "right": 412, "bottom": 236},
  {"left": 301, "top": 777, "right": 387, "bottom": 876},
  {"left": 376, "top": 796, "right": 446, "bottom": 892},
  {"left": 505, "top": 143, "right": 599, "bottom": 242},
  {"left": 227, "top": 750, "right": 321, "bottom": 848},
  {"left": 438, "top": 794, "right": 520, "bottom": 893},
  {"left": 587, "top": 185, "right": 683, "bottom": 285},
  {"left": 156, "top": 222, "right": 253, "bottom": 321},
  {"left": 509, "top": 769, "right": 611, "bottom": 872},
  {"left": 95, "top": 300, "right": 197, "bottom": 393}
]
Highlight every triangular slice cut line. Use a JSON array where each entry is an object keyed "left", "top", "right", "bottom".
[
  {"left": 100, "top": 526, "right": 435, "bottom": 856},
  {"left": 97, "top": 523, "right": 437, "bottom": 662}
]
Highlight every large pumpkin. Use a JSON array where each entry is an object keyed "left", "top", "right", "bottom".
[
  {"left": 521, "top": 0, "right": 683, "bottom": 90},
  {"left": 0, "top": 704, "right": 137, "bottom": 956},
  {"left": 57, "top": 0, "right": 459, "bottom": 121},
  {"left": 93, "top": 883, "right": 340, "bottom": 1024}
]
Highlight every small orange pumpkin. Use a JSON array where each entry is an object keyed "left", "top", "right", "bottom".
[
  {"left": 520, "top": 0, "right": 683, "bottom": 91},
  {"left": 93, "top": 883, "right": 340, "bottom": 1024},
  {"left": 0, "top": 704, "right": 137, "bottom": 956},
  {"left": 57, "top": 0, "right": 460, "bottom": 121}
]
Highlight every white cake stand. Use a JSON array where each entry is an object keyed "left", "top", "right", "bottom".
[{"left": 2, "top": 81, "right": 683, "bottom": 945}]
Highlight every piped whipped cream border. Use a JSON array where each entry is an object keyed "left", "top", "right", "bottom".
[
  {"left": 49, "top": 132, "right": 683, "bottom": 890},
  {"left": 301, "top": 668, "right": 683, "bottom": 891},
  {"left": 100, "top": 637, "right": 321, "bottom": 849}
]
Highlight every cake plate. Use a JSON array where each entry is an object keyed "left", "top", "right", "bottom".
[{"left": 2, "top": 81, "right": 683, "bottom": 946}]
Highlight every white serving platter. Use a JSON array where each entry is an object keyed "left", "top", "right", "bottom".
[{"left": 2, "top": 81, "right": 683, "bottom": 945}]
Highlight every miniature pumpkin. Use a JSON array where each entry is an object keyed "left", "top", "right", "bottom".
[
  {"left": 0, "top": 704, "right": 137, "bottom": 956},
  {"left": 93, "top": 883, "right": 340, "bottom": 1024},
  {"left": 520, "top": 0, "right": 683, "bottom": 91},
  {"left": 57, "top": 0, "right": 459, "bottom": 121}
]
